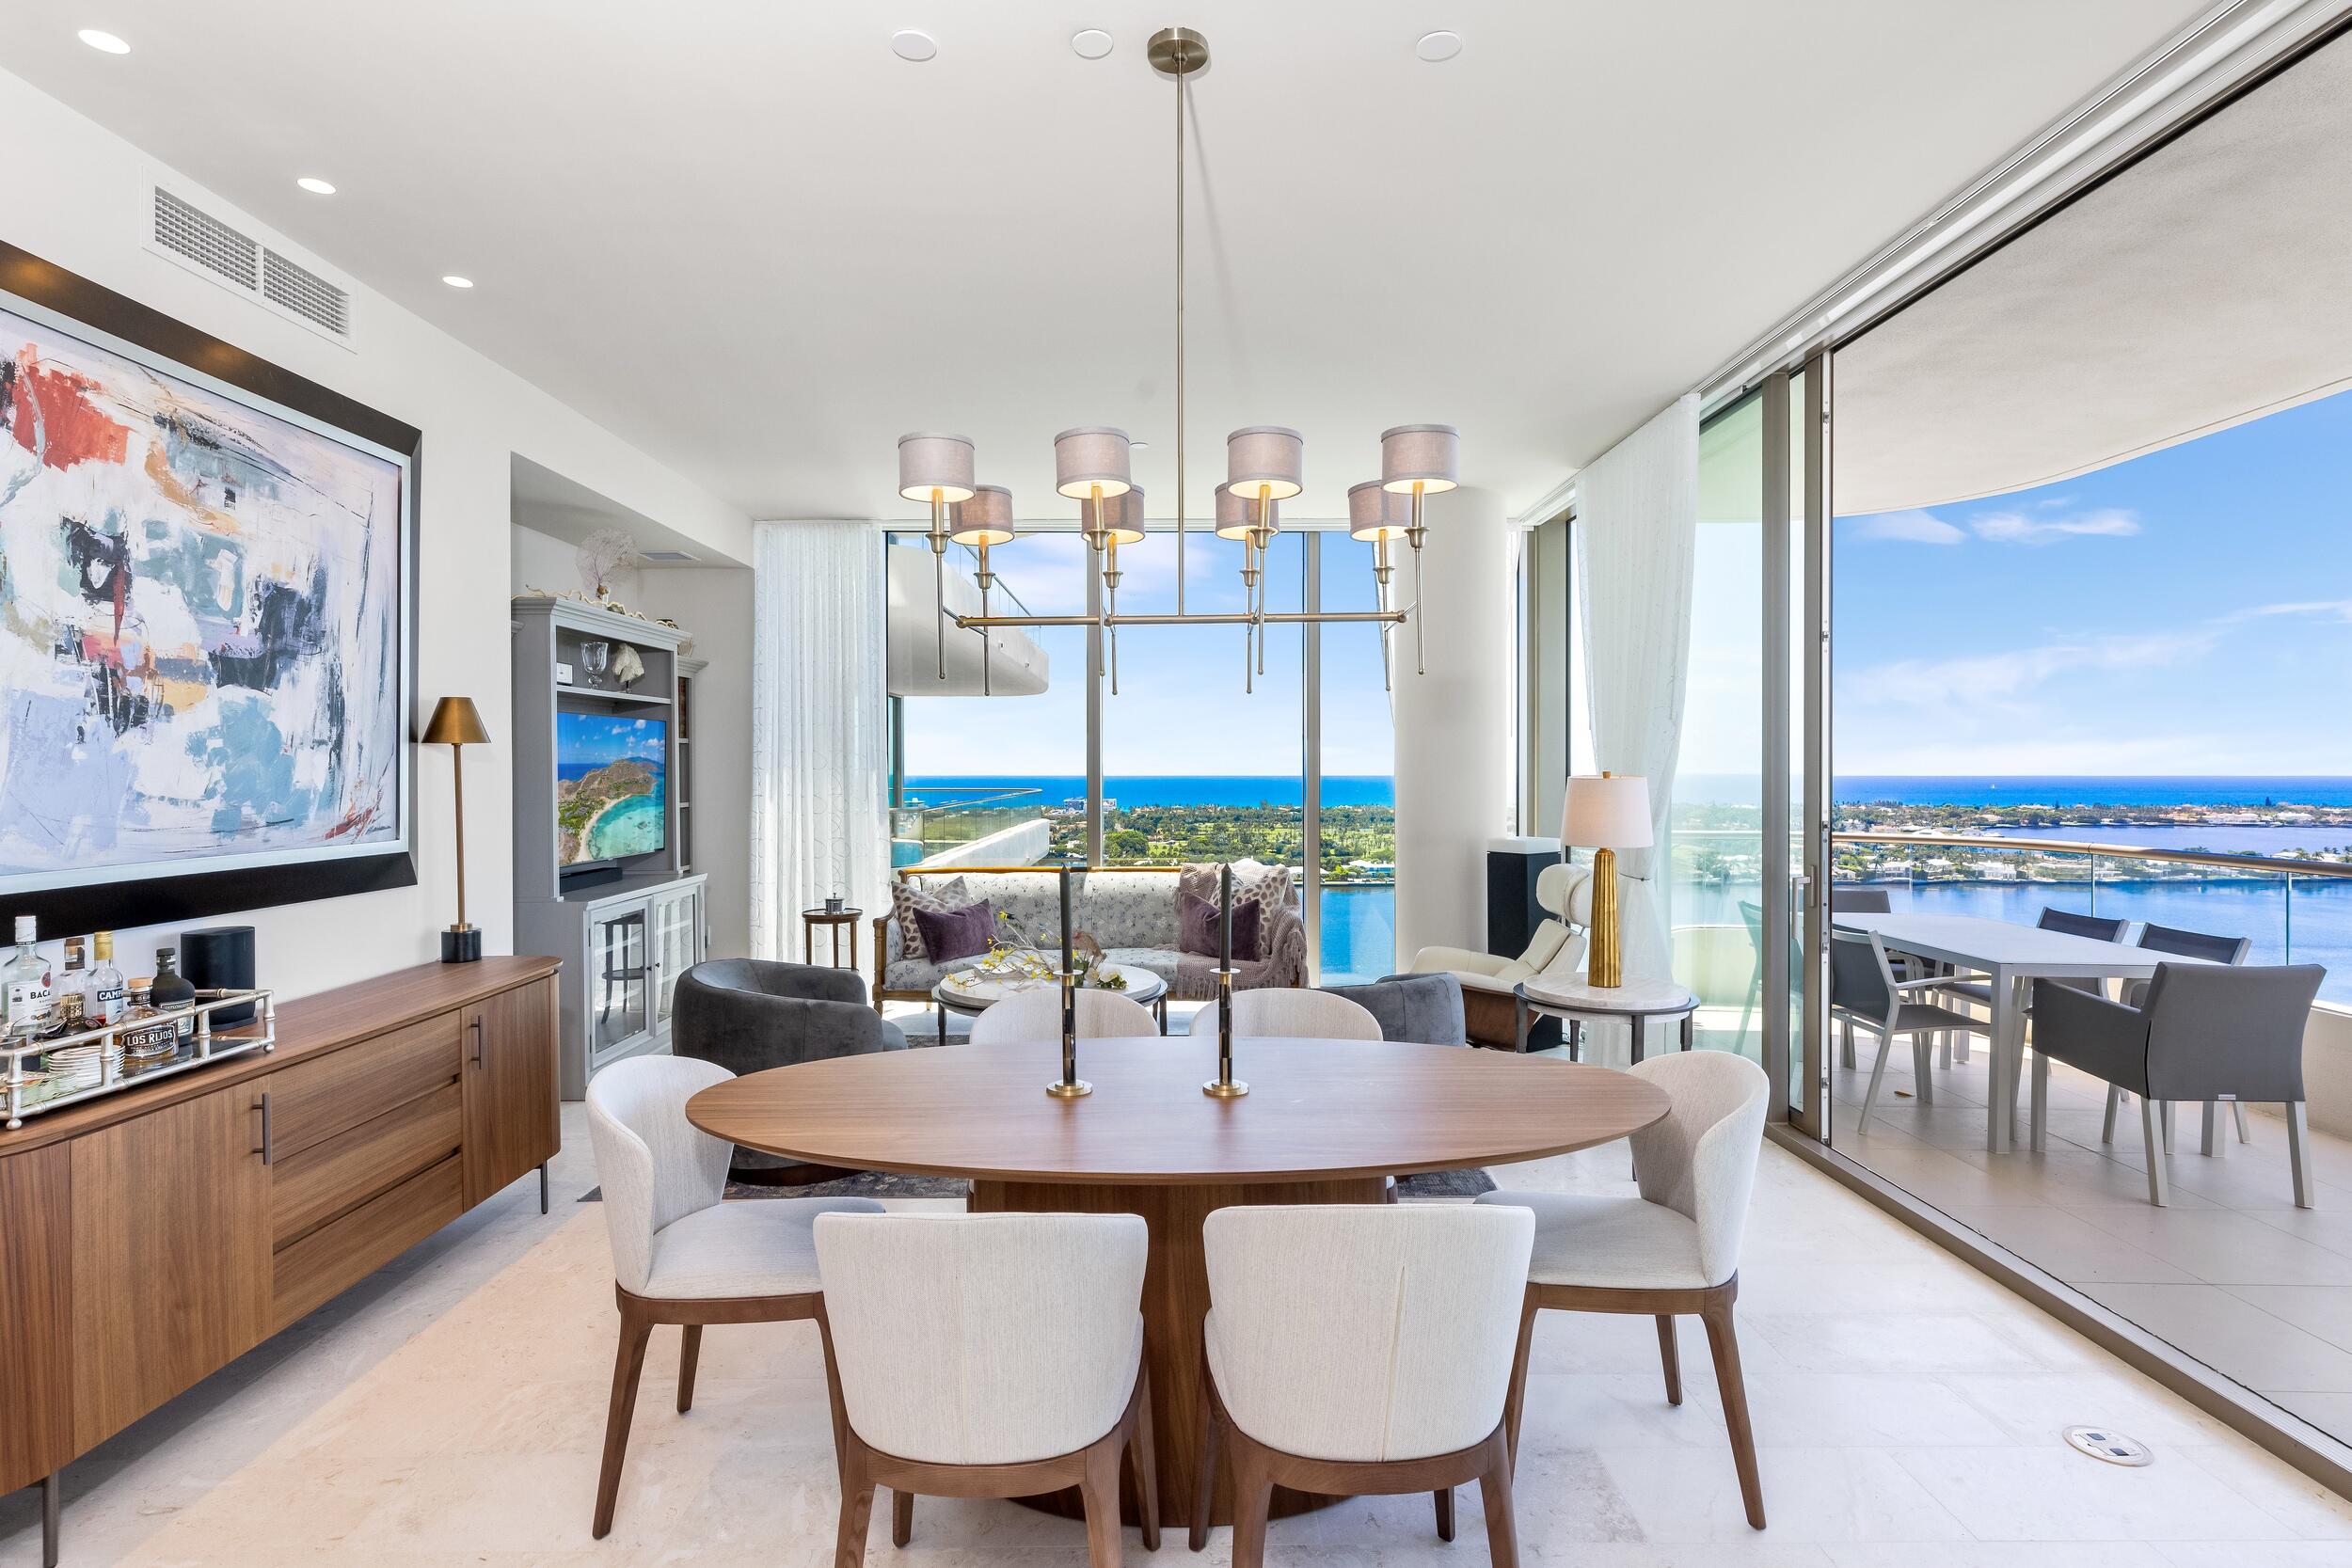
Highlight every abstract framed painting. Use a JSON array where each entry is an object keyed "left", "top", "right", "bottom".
[{"left": 0, "top": 244, "right": 421, "bottom": 932}]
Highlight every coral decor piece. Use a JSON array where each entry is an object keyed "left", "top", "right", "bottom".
[
  {"left": 0, "top": 303, "right": 405, "bottom": 883},
  {"left": 576, "top": 528, "right": 638, "bottom": 603}
]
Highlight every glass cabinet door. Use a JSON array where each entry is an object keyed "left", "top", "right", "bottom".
[
  {"left": 650, "top": 885, "right": 703, "bottom": 1031},
  {"left": 590, "top": 902, "right": 651, "bottom": 1056}
]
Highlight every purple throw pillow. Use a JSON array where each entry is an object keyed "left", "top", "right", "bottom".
[
  {"left": 1180, "top": 892, "right": 1260, "bottom": 961},
  {"left": 913, "top": 900, "right": 995, "bottom": 964}
]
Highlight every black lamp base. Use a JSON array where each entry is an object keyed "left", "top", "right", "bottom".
[{"left": 441, "top": 926, "right": 483, "bottom": 964}]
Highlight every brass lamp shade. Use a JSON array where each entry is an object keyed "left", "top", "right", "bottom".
[
  {"left": 421, "top": 695, "right": 490, "bottom": 747},
  {"left": 950, "top": 483, "right": 1016, "bottom": 546},
  {"left": 1562, "top": 772, "right": 1650, "bottom": 989}
]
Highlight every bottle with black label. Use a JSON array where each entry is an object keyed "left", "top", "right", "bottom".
[
  {"left": 151, "top": 947, "right": 198, "bottom": 1039},
  {"left": 4, "top": 916, "right": 52, "bottom": 1041},
  {"left": 84, "top": 931, "right": 128, "bottom": 1029},
  {"left": 52, "top": 937, "right": 87, "bottom": 1037}
]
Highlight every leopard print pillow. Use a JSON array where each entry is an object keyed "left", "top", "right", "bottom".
[{"left": 889, "top": 875, "right": 971, "bottom": 963}]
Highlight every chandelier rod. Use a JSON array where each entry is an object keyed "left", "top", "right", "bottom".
[{"left": 1174, "top": 25, "right": 1186, "bottom": 619}]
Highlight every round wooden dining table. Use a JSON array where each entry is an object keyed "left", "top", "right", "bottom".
[{"left": 686, "top": 1036, "right": 1670, "bottom": 1528}]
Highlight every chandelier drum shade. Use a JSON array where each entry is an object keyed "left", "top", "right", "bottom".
[{"left": 892, "top": 26, "right": 1456, "bottom": 693}]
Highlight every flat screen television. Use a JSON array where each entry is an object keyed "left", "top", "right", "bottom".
[{"left": 556, "top": 710, "right": 667, "bottom": 867}]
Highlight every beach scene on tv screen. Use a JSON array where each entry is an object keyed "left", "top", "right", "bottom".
[{"left": 556, "top": 712, "right": 664, "bottom": 864}]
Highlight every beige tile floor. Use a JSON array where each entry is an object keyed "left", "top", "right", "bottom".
[
  {"left": 1827, "top": 1026, "right": 2352, "bottom": 1447},
  {"left": 5, "top": 1095, "right": 2351, "bottom": 1566}
]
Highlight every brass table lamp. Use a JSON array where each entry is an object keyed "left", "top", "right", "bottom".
[
  {"left": 422, "top": 696, "right": 491, "bottom": 963},
  {"left": 1562, "top": 771, "right": 1652, "bottom": 988}
]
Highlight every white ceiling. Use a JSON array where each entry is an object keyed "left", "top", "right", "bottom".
[
  {"left": 2, "top": 1, "right": 2206, "bottom": 524},
  {"left": 1836, "top": 31, "right": 2352, "bottom": 515}
]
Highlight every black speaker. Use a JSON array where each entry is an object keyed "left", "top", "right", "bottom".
[
  {"left": 181, "top": 925, "right": 256, "bottom": 1025},
  {"left": 1486, "top": 844, "right": 1563, "bottom": 958}
]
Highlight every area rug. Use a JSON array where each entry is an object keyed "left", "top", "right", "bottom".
[{"left": 581, "top": 1165, "right": 1495, "bottom": 1203}]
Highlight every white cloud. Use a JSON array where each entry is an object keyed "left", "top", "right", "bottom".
[
  {"left": 1969, "top": 507, "right": 2141, "bottom": 544},
  {"left": 1851, "top": 509, "right": 1965, "bottom": 545},
  {"left": 2224, "top": 598, "right": 2352, "bottom": 625}
]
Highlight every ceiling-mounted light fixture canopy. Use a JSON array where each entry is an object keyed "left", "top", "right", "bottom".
[
  {"left": 1347, "top": 480, "right": 1413, "bottom": 541},
  {"left": 898, "top": 433, "right": 977, "bottom": 502},
  {"left": 1082, "top": 486, "right": 1148, "bottom": 545},
  {"left": 950, "top": 483, "right": 1016, "bottom": 546},
  {"left": 1379, "top": 424, "right": 1459, "bottom": 493},
  {"left": 1227, "top": 425, "right": 1304, "bottom": 501},
  {"left": 1054, "top": 426, "right": 1134, "bottom": 499}
]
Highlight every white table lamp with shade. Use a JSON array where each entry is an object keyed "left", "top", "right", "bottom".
[{"left": 1562, "top": 772, "right": 1653, "bottom": 988}]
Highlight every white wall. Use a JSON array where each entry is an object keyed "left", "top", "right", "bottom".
[
  {"left": 509, "top": 523, "right": 641, "bottom": 607},
  {"left": 1392, "top": 486, "right": 1516, "bottom": 965},
  {"left": 3, "top": 68, "right": 748, "bottom": 999},
  {"left": 632, "top": 569, "right": 755, "bottom": 961}
]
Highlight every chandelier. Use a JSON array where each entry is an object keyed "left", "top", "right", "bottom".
[{"left": 895, "top": 25, "right": 1456, "bottom": 695}]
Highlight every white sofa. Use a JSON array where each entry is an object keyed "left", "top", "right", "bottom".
[{"left": 1408, "top": 862, "right": 1592, "bottom": 1047}]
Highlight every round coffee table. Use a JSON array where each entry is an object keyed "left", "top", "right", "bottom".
[
  {"left": 1514, "top": 974, "right": 1700, "bottom": 1060},
  {"left": 687, "top": 1039, "right": 1668, "bottom": 1528},
  {"left": 930, "top": 963, "right": 1169, "bottom": 1044}
]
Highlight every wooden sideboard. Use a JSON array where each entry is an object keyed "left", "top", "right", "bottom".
[{"left": 0, "top": 957, "right": 561, "bottom": 1563}]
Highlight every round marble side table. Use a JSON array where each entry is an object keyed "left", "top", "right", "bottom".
[{"left": 1513, "top": 974, "right": 1700, "bottom": 1062}]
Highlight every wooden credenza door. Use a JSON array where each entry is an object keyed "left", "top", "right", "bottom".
[
  {"left": 462, "top": 977, "right": 559, "bottom": 1207},
  {"left": 70, "top": 1081, "right": 272, "bottom": 1449}
]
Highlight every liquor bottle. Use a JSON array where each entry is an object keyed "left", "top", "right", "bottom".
[
  {"left": 84, "top": 931, "right": 128, "bottom": 1029},
  {"left": 51, "top": 937, "right": 87, "bottom": 1037},
  {"left": 151, "top": 947, "right": 198, "bottom": 1039},
  {"left": 4, "top": 916, "right": 52, "bottom": 1041}
]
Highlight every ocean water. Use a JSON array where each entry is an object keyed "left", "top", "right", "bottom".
[{"left": 586, "top": 793, "right": 665, "bottom": 859}]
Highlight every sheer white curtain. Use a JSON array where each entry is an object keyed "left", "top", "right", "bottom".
[
  {"left": 1575, "top": 394, "right": 1700, "bottom": 995},
  {"left": 750, "top": 521, "right": 889, "bottom": 961}
]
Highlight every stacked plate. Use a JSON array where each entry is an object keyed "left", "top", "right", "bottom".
[{"left": 42, "top": 1038, "right": 123, "bottom": 1092}]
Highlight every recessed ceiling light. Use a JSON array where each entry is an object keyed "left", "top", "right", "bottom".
[
  {"left": 77, "top": 28, "right": 131, "bottom": 55},
  {"left": 441, "top": 275, "right": 474, "bottom": 289},
  {"left": 1415, "top": 30, "right": 1462, "bottom": 63},
  {"left": 1130, "top": 439, "right": 1150, "bottom": 450},
  {"left": 1072, "top": 28, "right": 1114, "bottom": 60},
  {"left": 296, "top": 177, "right": 336, "bottom": 196},
  {"left": 891, "top": 29, "right": 937, "bottom": 63}
]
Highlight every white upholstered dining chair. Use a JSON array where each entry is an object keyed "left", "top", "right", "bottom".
[
  {"left": 583, "top": 1054, "right": 882, "bottom": 1539},
  {"left": 1191, "top": 1204, "right": 1534, "bottom": 1567},
  {"left": 1186, "top": 987, "right": 1383, "bottom": 1040},
  {"left": 1479, "top": 1050, "right": 1772, "bottom": 1530},
  {"left": 813, "top": 1212, "right": 1158, "bottom": 1567},
  {"left": 968, "top": 986, "right": 1162, "bottom": 1045}
]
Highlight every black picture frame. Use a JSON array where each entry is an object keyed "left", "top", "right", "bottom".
[{"left": 0, "top": 241, "right": 423, "bottom": 935}]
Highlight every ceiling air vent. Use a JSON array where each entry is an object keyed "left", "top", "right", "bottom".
[
  {"left": 152, "top": 187, "right": 260, "bottom": 290},
  {"left": 641, "top": 549, "right": 698, "bottom": 563},
  {"left": 262, "top": 248, "right": 351, "bottom": 339}
]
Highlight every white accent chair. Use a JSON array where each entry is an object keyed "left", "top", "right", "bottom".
[
  {"left": 584, "top": 1054, "right": 883, "bottom": 1539},
  {"left": 813, "top": 1212, "right": 1157, "bottom": 1567},
  {"left": 1191, "top": 1204, "right": 1534, "bottom": 1567},
  {"left": 1479, "top": 1051, "right": 1771, "bottom": 1530},
  {"left": 1408, "top": 862, "right": 1592, "bottom": 1048},
  {"left": 1186, "top": 988, "right": 1383, "bottom": 1040},
  {"left": 968, "top": 986, "right": 1163, "bottom": 1046}
]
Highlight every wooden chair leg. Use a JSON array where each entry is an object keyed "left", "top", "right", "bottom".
[
  {"left": 1479, "top": 1437, "right": 1520, "bottom": 1568},
  {"left": 1433, "top": 1485, "right": 1455, "bottom": 1541},
  {"left": 1190, "top": 1360, "right": 1220, "bottom": 1552},
  {"left": 1078, "top": 1436, "right": 1126, "bottom": 1568},
  {"left": 676, "top": 1323, "right": 703, "bottom": 1414},
  {"left": 1701, "top": 1295, "right": 1765, "bottom": 1530},
  {"left": 833, "top": 1459, "right": 875, "bottom": 1568},
  {"left": 1129, "top": 1369, "right": 1162, "bottom": 1550},
  {"left": 1655, "top": 1314, "right": 1682, "bottom": 1405},
  {"left": 891, "top": 1488, "right": 913, "bottom": 1548},
  {"left": 1228, "top": 1438, "right": 1274, "bottom": 1568},
  {"left": 593, "top": 1310, "right": 656, "bottom": 1539},
  {"left": 1504, "top": 1291, "right": 1538, "bottom": 1465}
]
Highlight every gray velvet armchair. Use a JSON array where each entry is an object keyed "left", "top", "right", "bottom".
[
  {"left": 2030, "top": 961, "right": 2323, "bottom": 1208},
  {"left": 672, "top": 959, "right": 910, "bottom": 1179}
]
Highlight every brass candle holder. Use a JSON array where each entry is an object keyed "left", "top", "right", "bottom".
[
  {"left": 1202, "top": 863, "right": 1248, "bottom": 1097},
  {"left": 1046, "top": 864, "right": 1091, "bottom": 1098}
]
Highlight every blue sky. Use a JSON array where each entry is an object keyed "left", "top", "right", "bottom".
[
  {"left": 1832, "top": 385, "right": 2352, "bottom": 775},
  {"left": 895, "top": 529, "right": 1395, "bottom": 776},
  {"left": 560, "top": 711, "right": 665, "bottom": 768}
]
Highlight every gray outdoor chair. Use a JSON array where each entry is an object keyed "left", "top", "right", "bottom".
[
  {"left": 2033, "top": 962, "right": 2324, "bottom": 1207},
  {"left": 1829, "top": 888, "right": 1892, "bottom": 913},
  {"left": 2101, "top": 923, "right": 2254, "bottom": 1151},
  {"left": 1829, "top": 928, "right": 1992, "bottom": 1135},
  {"left": 672, "top": 959, "right": 909, "bottom": 1180}
]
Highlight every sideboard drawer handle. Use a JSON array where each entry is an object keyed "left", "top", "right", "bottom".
[
  {"left": 252, "top": 1091, "right": 274, "bottom": 1164},
  {"left": 470, "top": 1015, "right": 485, "bottom": 1069}
]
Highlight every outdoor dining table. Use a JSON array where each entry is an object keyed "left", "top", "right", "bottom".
[{"left": 1831, "top": 911, "right": 2210, "bottom": 1154}]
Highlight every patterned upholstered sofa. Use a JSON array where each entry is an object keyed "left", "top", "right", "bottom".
[{"left": 872, "top": 863, "right": 1308, "bottom": 1013}]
